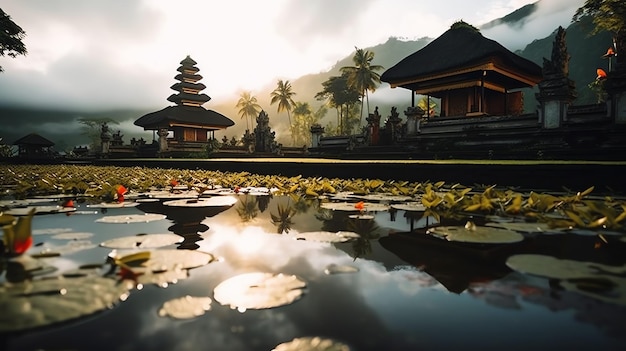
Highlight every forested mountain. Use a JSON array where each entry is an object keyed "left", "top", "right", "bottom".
[{"left": 1, "top": 2, "right": 615, "bottom": 149}]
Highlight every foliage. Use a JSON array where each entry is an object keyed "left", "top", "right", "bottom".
[
  {"left": 0, "top": 138, "right": 14, "bottom": 157},
  {"left": 78, "top": 117, "right": 119, "bottom": 149},
  {"left": 315, "top": 73, "right": 361, "bottom": 135},
  {"left": 270, "top": 80, "right": 296, "bottom": 145},
  {"left": 235, "top": 91, "right": 262, "bottom": 131},
  {"left": 1, "top": 165, "right": 625, "bottom": 233},
  {"left": 0, "top": 8, "right": 27, "bottom": 72},
  {"left": 292, "top": 102, "right": 326, "bottom": 146},
  {"left": 340, "top": 47, "right": 384, "bottom": 123},
  {"left": 573, "top": 0, "right": 626, "bottom": 36}
]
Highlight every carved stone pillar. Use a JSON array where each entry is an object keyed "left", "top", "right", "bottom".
[
  {"left": 404, "top": 106, "right": 425, "bottom": 134},
  {"left": 310, "top": 124, "right": 324, "bottom": 148},
  {"left": 605, "top": 32, "right": 626, "bottom": 124},
  {"left": 366, "top": 107, "right": 381, "bottom": 145},
  {"left": 100, "top": 123, "right": 111, "bottom": 157},
  {"left": 157, "top": 128, "right": 169, "bottom": 154},
  {"left": 535, "top": 27, "right": 576, "bottom": 129}
]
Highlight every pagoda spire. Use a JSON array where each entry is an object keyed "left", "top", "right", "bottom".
[{"left": 167, "top": 55, "right": 211, "bottom": 107}]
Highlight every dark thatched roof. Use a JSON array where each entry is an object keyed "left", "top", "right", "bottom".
[
  {"left": 381, "top": 24, "right": 542, "bottom": 90},
  {"left": 134, "top": 105, "right": 235, "bottom": 130},
  {"left": 12, "top": 133, "right": 54, "bottom": 146}
]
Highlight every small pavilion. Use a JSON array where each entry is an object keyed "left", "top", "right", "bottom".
[
  {"left": 134, "top": 56, "right": 234, "bottom": 156},
  {"left": 381, "top": 22, "right": 542, "bottom": 117},
  {"left": 12, "top": 133, "right": 55, "bottom": 158}
]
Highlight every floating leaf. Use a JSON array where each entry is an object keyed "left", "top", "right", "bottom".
[
  {"left": 0, "top": 275, "right": 130, "bottom": 333},
  {"left": 427, "top": 224, "right": 524, "bottom": 244},
  {"left": 391, "top": 202, "right": 426, "bottom": 212},
  {"left": 158, "top": 295, "right": 212, "bottom": 319},
  {"left": 100, "top": 234, "right": 183, "bottom": 249},
  {"left": 95, "top": 213, "right": 166, "bottom": 224},
  {"left": 163, "top": 196, "right": 238, "bottom": 207},
  {"left": 213, "top": 272, "right": 306, "bottom": 311},
  {"left": 273, "top": 337, "right": 351, "bottom": 351},
  {"left": 4, "top": 206, "right": 76, "bottom": 216},
  {"left": 51, "top": 232, "right": 94, "bottom": 240}
]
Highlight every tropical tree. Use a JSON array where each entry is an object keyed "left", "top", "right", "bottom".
[
  {"left": 0, "top": 8, "right": 27, "bottom": 72},
  {"left": 573, "top": 0, "right": 626, "bottom": 67},
  {"left": 270, "top": 80, "right": 296, "bottom": 145},
  {"left": 292, "top": 102, "right": 326, "bottom": 146},
  {"left": 315, "top": 73, "right": 360, "bottom": 135},
  {"left": 340, "top": 47, "right": 384, "bottom": 123},
  {"left": 235, "top": 91, "right": 262, "bottom": 131},
  {"left": 78, "top": 117, "right": 118, "bottom": 149}
]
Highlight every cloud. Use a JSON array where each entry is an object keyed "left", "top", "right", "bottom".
[{"left": 481, "top": 0, "right": 586, "bottom": 51}]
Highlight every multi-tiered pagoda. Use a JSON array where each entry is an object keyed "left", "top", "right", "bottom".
[{"left": 134, "top": 56, "right": 234, "bottom": 156}]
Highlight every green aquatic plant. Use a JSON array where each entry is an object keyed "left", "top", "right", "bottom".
[{"left": 1, "top": 208, "right": 35, "bottom": 256}]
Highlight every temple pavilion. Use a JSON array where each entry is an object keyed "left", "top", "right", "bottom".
[
  {"left": 134, "top": 56, "right": 234, "bottom": 156},
  {"left": 381, "top": 22, "right": 542, "bottom": 117},
  {"left": 12, "top": 133, "right": 55, "bottom": 159}
]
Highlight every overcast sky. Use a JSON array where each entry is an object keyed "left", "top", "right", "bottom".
[{"left": 0, "top": 0, "right": 584, "bottom": 112}]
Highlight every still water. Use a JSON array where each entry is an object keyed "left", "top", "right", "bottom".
[{"left": 2, "top": 192, "right": 625, "bottom": 351}]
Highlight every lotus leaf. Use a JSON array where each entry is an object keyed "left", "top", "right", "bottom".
[
  {"left": 163, "top": 196, "right": 238, "bottom": 207},
  {"left": 506, "top": 254, "right": 626, "bottom": 306},
  {"left": 86, "top": 202, "right": 139, "bottom": 208},
  {"left": 100, "top": 233, "right": 183, "bottom": 249},
  {"left": 391, "top": 202, "right": 426, "bottom": 212},
  {"left": 51, "top": 232, "right": 94, "bottom": 240},
  {"left": 95, "top": 213, "right": 166, "bottom": 223},
  {"left": 0, "top": 275, "right": 130, "bottom": 332},
  {"left": 158, "top": 295, "right": 212, "bottom": 319},
  {"left": 5, "top": 206, "right": 76, "bottom": 216},
  {"left": 273, "top": 337, "right": 351, "bottom": 351},
  {"left": 214, "top": 272, "right": 306, "bottom": 310},
  {"left": 427, "top": 224, "right": 524, "bottom": 243},
  {"left": 320, "top": 202, "right": 389, "bottom": 212}
]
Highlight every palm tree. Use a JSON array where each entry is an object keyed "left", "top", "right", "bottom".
[
  {"left": 315, "top": 73, "right": 360, "bottom": 135},
  {"left": 235, "top": 91, "right": 262, "bottom": 131},
  {"left": 340, "top": 47, "right": 384, "bottom": 124},
  {"left": 270, "top": 80, "right": 296, "bottom": 145},
  {"left": 292, "top": 101, "right": 313, "bottom": 146}
]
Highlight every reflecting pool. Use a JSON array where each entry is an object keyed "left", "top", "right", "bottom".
[{"left": 1, "top": 190, "right": 626, "bottom": 351}]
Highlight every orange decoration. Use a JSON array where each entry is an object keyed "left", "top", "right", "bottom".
[
  {"left": 596, "top": 68, "right": 607, "bottom": 80},
  {"left": 354, "top": 201, "right": 365, "bottom": 211}
]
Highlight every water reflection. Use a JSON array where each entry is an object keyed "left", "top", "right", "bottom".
[
  {"left": 3, "top": 193, "right": 626, "bottom": 350},
  {"left": 136, "top": 197, "right": 235, "bottom": 250}
]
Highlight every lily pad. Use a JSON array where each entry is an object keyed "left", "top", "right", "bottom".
[
  {"left": 162, "top": 196, "right": 238, "bottom": 207},
  {"left": 355, "top": 193, "right": 413, "bottom": 202},
  {"left": 506, "top": 254, "right": 626, "bottom": 279},
  {"left": 427, "top": 223, "right": 524, "bottom": 244},
  {"left": 51, "top": 232, "right": 94, "bottom": 240},
  {"left": 0, "top": 275, "right": 130, "bottom": 333},
  {"left": 100, "top": 234, "right": 183, "bottom": 249},
  {"left": 5, "top": 206, "right": 76, "bottom": 216},
  {"left": 391, "top": 202, "right": 426, "bottom": 212},
  {"left": 273, "top": 337, "right": 351, "bottom": 351},
  {"left": 293, "top": 231, "right": 360, "bottom": 243},
  {"left": 213, "top": 272, "right": 306, "bottom": 311},
  {"left": 506, "top": 254, "right": 626, "bottom": 306},
  {"left": 320, "top": 202, "right": 389, "bottom": 212},
  {"left": 114, "top": 249, "right": 215, "bottom": 272},
  {"left": 158, "top": 295, "right": 212, "bottom": 319},
  {"left": 95, "top": 213, "right": 166, "bottom": 224},
  {"left": 485, "top": 221, "right": 561, "bottom": 234},
  {"left": 86, "top": 202, "right": 139, "bottom": 208}
]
